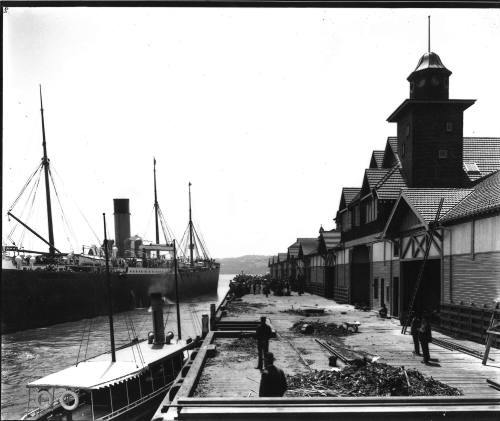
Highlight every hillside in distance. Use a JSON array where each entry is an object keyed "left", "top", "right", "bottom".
[{"left": 217, "top": 255, "right": 271, "bottom": 275}]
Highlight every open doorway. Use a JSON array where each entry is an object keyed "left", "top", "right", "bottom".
[{"left": 401, "top": 259, "right": 441, "bottom": 319}]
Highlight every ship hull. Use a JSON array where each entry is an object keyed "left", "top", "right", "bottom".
[{"left": 1, "top": 266, "right": 219, "bottom": 333}]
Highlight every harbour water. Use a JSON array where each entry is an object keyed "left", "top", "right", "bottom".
[{"left": 0, "top": 274, "right": 233, "bottom": 420}]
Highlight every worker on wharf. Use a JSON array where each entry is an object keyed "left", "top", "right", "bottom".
[
  {"left": 259, "top": 352, "right": 287, "bottom": 397},
  {"left": 410, "top": 313, "right": 421, "bottom": 356},
  {"left": 255, "top": 316, "right": 273, "bottom": 370},
  {"left": 419, "top": 315, "right": 433, "bottom": 364}
]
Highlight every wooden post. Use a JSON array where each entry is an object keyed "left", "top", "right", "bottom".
[
  {"left": 210, "top": 303, "right": 216, "bottom": 330},
  {"left": 482, "top": 331, "right": 497, "bottom": 365}
]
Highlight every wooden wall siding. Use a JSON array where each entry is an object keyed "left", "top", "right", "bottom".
[
  {"left": 336, "top": 248, "right": 350, "bottom": 265},
  {"left": 443, "top": 222, "right": 472, "bottom": 256},
  {"left": 372, "top": 261, "right": 393, "bottom": 312},
  {"left": 439, "top": 303, "right": 500, "bottom": 348},
  {"left": 309, "top": 267, "right": 326, "bottom": 297},
  {"left": 401, "top": 232, "right": 442, "bottom": 259},
  {"left": 310, "top": 255, "right": 325, "bottom": 268},
  {"left": 474, "top": 214, "right": 500, "bottom": 253},
  {"left": 372, "top": 241, "right": 393, "bottom": 262},
  {"left": 442, "top": 252, "right": 500, "bottom": 307},
  {"left": 334, "top": 263, "right": 350, "bottom": 303}
]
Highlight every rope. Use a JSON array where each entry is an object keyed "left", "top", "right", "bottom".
[
  {"left": 75, "top": 319, "right": 89, "bottom": 365},
  {"left": 49, "top": 168, "right": 77, "bottom": 250},
  {"left": 128, "top": 314, "right": 145, "bottom": 366},
  {"left": 123, "top": 315, "right": 140, "bottom": 368},
  {"left": 83, "top": 318, "right": 93, "bottom": 361},
  {"left": 142, "top": 205, "right": 155, "bottom": 240},
  {"left": 7, "top": 163, "right": 43, "bottom": 212},
  {"left": 50, "top": 164, "right": 101, "bottom": 245},
  {"left": 15, "top": 168, "right": 43, "bottom": 247}
]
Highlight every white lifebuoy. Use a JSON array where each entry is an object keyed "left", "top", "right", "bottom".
[
  {"left": 59, "top": 390, "right": 79, "bottom": 411},
  {"left": 37, "top": 389, "right": 53, "bottom": 409}
]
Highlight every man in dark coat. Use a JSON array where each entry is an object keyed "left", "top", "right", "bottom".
[
  {"left": 259, "top": 352, "right": 287, "bottom": 397},
  {"left": 410, "top": 314, "right": 421, "bottom": 356},
  {"left": 419, "top": 315, "right": 432, "bottom": 364},
  {"left": 255, "top": 316, "right": 273, "bottom": 369}
]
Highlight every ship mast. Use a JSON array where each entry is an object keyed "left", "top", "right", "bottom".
[
  {"left": 39, "top": 85, "right": 55, "bottom": 256},
  {"left": 153, "top": 158, "right": 160, "bottom": 252},
  {"left": 188, "top": 182, "right": 194, "bottom": 266},
  {"left": 103, "top": 213, "right": 116, "bottom": 362}
]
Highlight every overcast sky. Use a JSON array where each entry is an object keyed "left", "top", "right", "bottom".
[{"left": 3, "top": 7, "right": 500, "bottom": 258}]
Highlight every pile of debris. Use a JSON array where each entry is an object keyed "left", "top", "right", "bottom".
[
  {"left": 291, "top": 320, "right": 357, "bottom": 336},
  {"left": 225, "top": 302, "right": 267, "bottom": 315},
  {"left": 287, "top": 362, "right": 462, "bottom": 397}
]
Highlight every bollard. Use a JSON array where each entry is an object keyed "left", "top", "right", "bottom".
[
  {"left": 210, "top": 304, "right": 216, "bottom": 330},
  {"left": 202, "top": 314, "right": 209, "bottom": 338}
]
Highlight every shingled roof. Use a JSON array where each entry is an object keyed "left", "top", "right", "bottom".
[
  {"left": 319, "top": 229, "right": 341, "bottom": 252},
  {"left": 442, "top": 170, "right": 500, "bottom": 223},
  {"left": 298, "top": 238, "right": 319, "bottom": 257},
  {"left": 361, "top": 167, "right": 407, "bottom": 199},
  {"left": 339, "top": 187, "right": 361, "bottom": 210},
  {"left": 369, "top": 150, "right": 385, "bottom": 169},
  {"left": 382, "top": 137, "right": 401, "bottom": 168},
  {"left": 402, "top": 188, "right": 474, "bottom": 223},
  {"left": 287, "top": 241, "right": 300, "bottom": 259},
  {"left": 463, "top": 137, "right": 500, "bottom": 182}
]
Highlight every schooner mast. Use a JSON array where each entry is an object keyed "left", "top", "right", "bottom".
[
  {"left": 39, "top": 85, "right": 56, "bottom": 256},
  {"left": 153, "top": 158, "right": 160, "bottom": 253},
  {"left": 188, "top": 182, "right": 194, "bottom": 266}
]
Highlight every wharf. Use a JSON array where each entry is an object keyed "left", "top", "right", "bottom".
[{"left": 153, "top": 292, "right": 500, "bottom": 420}]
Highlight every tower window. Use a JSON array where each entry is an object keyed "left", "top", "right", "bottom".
[
  {"left": 446, "top": 122, "right": 453, "bottom": 132},
  {"left": 401, "top": 143, "right": 406, "bottom": 157},
  {"left": 438, "top": 149, "right": 448, "bottom": 159},
  {"left": 405, "top": 125, "right": 410, "bottom": 138}
]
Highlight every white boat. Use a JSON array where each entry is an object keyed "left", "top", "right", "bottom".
[{"left": 23, "top": 335, "right": 196, "bottom": 421}]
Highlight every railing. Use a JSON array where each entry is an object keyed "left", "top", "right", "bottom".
[
  {"left": 439, "top": 303, "right": 500, "bottom": 347},
  {"left": 97, "top": 382, "right": 173, "bottom": 421}
]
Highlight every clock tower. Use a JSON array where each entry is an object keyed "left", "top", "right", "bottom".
[{"left": 387, "top": 50, "right": 475, "bottom": 188}]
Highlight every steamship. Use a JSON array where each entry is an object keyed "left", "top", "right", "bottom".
[{"left": 1, "top": 88, "right": 219, "bottom": 333}]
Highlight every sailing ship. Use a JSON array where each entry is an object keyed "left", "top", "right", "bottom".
[
  {"left": 1, "top": 88, "right": 219, "bottom": 333},
  {"left": 21, "top": 215, "right": 198, "bottom": 421}
]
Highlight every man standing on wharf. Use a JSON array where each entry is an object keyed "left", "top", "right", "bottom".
[
  {"left": 255, "top": 316, "right": 273, "bottom": 370},
  {"left": 259, "top": 352, "right": 287, "bottom": 397}
]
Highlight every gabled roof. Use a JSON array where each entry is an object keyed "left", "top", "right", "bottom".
[
  {"left": 318, "top": 229, "right": 341, "bottom": 254},
  {"left": 339, "top": 187, "right": 361, "bottom": 210},
  {"left": 297, "top": 238, "right": 319, "bottom": 257},
  {"left": 463, "top": 137, "right": 500, "bottom": 182},
  {"left": 278, "top": 253, "right": 288, "bottom": 263},
  {"left": 361, "top": 167, "right": 407, "bottom": 200},
  {"left": 287, "top": 241, "right": 300, "bottom": 259},
  {"left": 442, "top": 171, "right": 500, "bottom": 223},
  {"left": 382, "top": 137, "right": 401, "bottom": 168},
  {"left": 383, "top": 188, "right": 474, "bottom": 236},
  {"left": 403, "top": 188, "right": 474, "bottom": 223},
  {"left": 369, "top": 150, "right": 385, "bottom": 169},
  {"left": 375, "top": 168, "right": 408, "bottom": 200}
]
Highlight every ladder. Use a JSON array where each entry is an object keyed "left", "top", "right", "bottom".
[
  {"left": 401, "top": 198, "right": 444, "bottom": 335},
  {"left": 482, "top": 302, "right": 500, "bottom": 365}
]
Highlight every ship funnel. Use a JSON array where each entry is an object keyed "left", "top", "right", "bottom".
[
  {"left": 151, "top": 293, "right": 165, "bottom": 345},
  {"left": 113, "top": 199, "right": 131, "bottom": 258}
]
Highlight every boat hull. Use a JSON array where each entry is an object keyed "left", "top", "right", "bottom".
[{"left": 1, "top": 266, "right": 219, "bottom": 333}]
